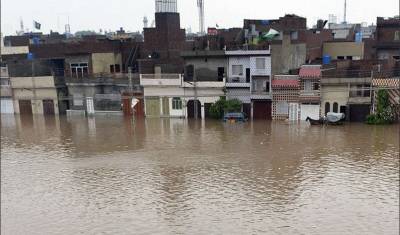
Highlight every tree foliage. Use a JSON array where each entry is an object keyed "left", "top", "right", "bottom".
[
  {"left": 209, "top": 97, "right": 242, "bottom": 119},
  {"left": 367, "top": 90, "right": 396, "bottom": 125}
]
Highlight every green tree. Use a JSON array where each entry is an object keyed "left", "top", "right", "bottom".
[
  {"left": 209, "top": 98, "right": 242, "bottom": 119},
  {"left": 367, "top": 89, "right": 395, "bottom": 125}
]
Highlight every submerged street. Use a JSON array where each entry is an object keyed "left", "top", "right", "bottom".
[{"left": 1, "top": 115, "right": 399, "bottom": 234}]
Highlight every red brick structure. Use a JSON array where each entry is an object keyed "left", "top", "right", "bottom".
[{"left": 141, "top": 12, "right": 186, "bottom": 73}]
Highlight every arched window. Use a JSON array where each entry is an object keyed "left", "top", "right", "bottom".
[
  {"left": 333, "top": 102, "right": 339, "bottom": 113},
  {"left": 325, "top": 102, "right": 330, "bottom": 114}
]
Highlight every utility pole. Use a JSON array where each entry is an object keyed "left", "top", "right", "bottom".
[
  {"left": 193, "top": 68, "right": 198, "bottom": 119},
  {"left": 344, "top": 0, "right": 347, "bottom": 24},
  {"left": 128, "top": 67, "right": 133, "bottom": 92}
]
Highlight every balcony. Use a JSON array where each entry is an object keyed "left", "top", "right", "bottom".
[
  {"left": 182, "top": 78, "right": 226, "bottom": 88},
  {"left": 140, "top": 74, "right": 182, "bottom": 87},
  {"left": 226, "top": 77, "right": 251, "bottom": 88}
]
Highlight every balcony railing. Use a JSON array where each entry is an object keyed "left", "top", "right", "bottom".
[
  {"left": 300, "top": 90, "right": 321, "bottom": 97},
  {"left": 140, "top": 74, "right": 183, "bottom": 87}
]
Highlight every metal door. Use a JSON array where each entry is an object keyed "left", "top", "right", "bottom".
[
  {"left": 145, "top": 97, "right": 160, "bottom": 117},
  {"left": 43, "top": 100, "right": 55, "bottom": 115},
  {"left": 18, "top": 100, "right": 32, "bottom": 115},
  {"left": 162, "top": 97, "right": 169, "bottom": 116}
]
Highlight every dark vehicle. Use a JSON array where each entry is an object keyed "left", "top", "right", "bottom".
[{"left": 223, "top": 112, "right": 248, "bottom": 123}]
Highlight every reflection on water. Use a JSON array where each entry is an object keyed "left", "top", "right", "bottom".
[{"left": 1, "top": 115, "right": 399, "bottom": 235}]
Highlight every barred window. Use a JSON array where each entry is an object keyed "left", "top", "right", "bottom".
[
  {"left": 232, "top": 65, "right": 243, "bottom": 76},
  {"left": 276, "top": 101, "right": 289, "bottom": 115},
  {"left": 172, "top": 97, "right": 182, "bottom": 110}
]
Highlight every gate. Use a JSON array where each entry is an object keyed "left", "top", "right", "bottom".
[
  {"left": 43, "top": 100, "right": 55, "bottom": 115},
  {"left": 19, "top": 100, "right": 32, "bottom": 115}
]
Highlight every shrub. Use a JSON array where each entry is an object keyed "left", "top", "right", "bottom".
[
  {"left": 367, "top": 90, "right": 395, "bottom": 125},
  {"left": 209, "top": 98, "right": 242, "bottom": 119}
]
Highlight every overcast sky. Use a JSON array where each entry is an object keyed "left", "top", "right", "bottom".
[{"left": 1, "top": 0, "right": 399, "bottom": 35}]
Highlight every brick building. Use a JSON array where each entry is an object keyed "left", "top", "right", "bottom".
[{"left": 140, "top": 0, "right": 185, "bottom": 74}]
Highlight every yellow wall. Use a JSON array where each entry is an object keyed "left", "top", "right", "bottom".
[
  {"left": 91, "top": 53, "right": 122, "bottom": 74},
  {"left": 323, "top": 42, "right": 364, "bottom": 60},
  {"left": 321, "top": 85, "right": 349, "bottom": 113}
]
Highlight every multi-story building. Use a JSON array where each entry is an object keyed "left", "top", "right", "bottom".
[
  {"left": 271, "top": 75, "right": 300, "bottom": 121},
  {"left": 375, "top": 17, "right": 400, "bottom": 61},
  {"left": 298, "top": 65, "right": 322, "bottom": 120},
  {"left": 140, "top": 50, "right": 226, "bottom": 119},
  {"left": 139, "top": 0, "right": 186, "bottom": 74},
  {"left": 225, "top": 50, "right": 272, "bottom": 119}
]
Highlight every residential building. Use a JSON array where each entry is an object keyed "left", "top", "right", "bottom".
[
  {"left": 139, "top": 0, "right": 186, "bottom": 74},
  {"left": 8, "top": 60, "right": 67, "bottom": 115},
  {"left": 323, "top": 41, "right": 364, "bottom": 60},
  {"left": 226, "top": 50, "right": 272, "bottom": 119},
  {"left": 375, "top": 17, "right": 400, "bottom": 61},
  {"left": 298, "top": 65, "right": 322, "bottom": 120},
  {"left": 321, "top": 66, "right": 373, "bottom": 122},
  {"left": 271, "top": 75, "right": 300, "bottom": 120}
]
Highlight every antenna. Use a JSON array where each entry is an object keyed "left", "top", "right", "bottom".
[
  {"left": 65, "top": 16, "right": 71, "bottom": 37},
  {"left": 197, "top": 0, "right": 205, "bottom": 35},
  {"left": 343, "top": 0, "right": 347, "bottom": 24},
  {"left": 143, "top": 16, "right": 148, "bottom": 28}
]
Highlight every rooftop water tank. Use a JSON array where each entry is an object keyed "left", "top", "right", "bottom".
[{"left": 323, "top": 55, "right": 331, "bottom": 65}]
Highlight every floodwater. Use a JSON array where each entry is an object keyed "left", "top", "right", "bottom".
[{"left": 1, "top": 115, "right": 399, "bottom": 235}]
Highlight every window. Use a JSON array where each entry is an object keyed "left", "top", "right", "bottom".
[
  {"left": 255, "top": 58, "right": 266, "bottom": 70},
  {"left": 395, "top": 31, "right": 400, "bottom": 41},
  {"left": 337, "top": 56, "right": 345, "bottom": 60},
  {"left": 304, "top": 80, "right": 312, "bottom": 91},
  {"left": 172, "top": 97, "right": 182, "bottom": 110},
  {"left": 110, "top": 65, "right": 115, "bottom": 73},
  {"left": 70, "top": 63, "right": 88, "bottom": 78},
  {"left": 232, "top": 65, "right": 243, "bottom": 76},
  {"left": 325, "top": 102, "right": 330, "bottom": 114},
  {"left": 290, "top": 31, "right": 298, "bottom": 40},
  {"left": 333, "top": 102, "right": 339, "bottom": 113},
  {"left": 346, "top": 56, "right": 353, "bottom": 60},
  {"left": 217, "top": 67, "right": 224, "bottom": 81}
]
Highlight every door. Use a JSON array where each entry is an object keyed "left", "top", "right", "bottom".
[
  {"left": 289, "top": 103, "right": 299, "bottom": 121},
  {"left": 246, "top": 68, "right": 251, "bottom": 83},
  {"left": 300, "top": 104, "right": 320, "bottom": 120},
  {"left": 243, "top": 103, "right": 251, "bottom": 118},
  {"left": 162, "top": 97, "right": 169, "bottom": 116},
  {"left": 253, "top": 100, "right": 272, "bottom": 120},
  {"left": 349, "top": 104, "right": 370, "bottom": 122},
  {"left": 18, "top": 100, "right": 32, "bottom": 115},
  {"left": 204, "top": 103, "right": 212, "bottom": 118},
  {"left": 122, "top": 97, "right": 133, "bottom": 116},
  {"left": 145, "top": 97, "right": 160, "bottom": 117},
  {"left": 43, "top": 100, "right": 55, "bottom": 115},
  {"left": 187, "top": 100, "right": 201, "bottom": 119},
  {"left": 1, "top": 99, "right": 14, "bottom": 114}
]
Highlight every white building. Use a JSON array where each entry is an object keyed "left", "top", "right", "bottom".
[
  {"left": 140, "top": 73, "right": 225, "bottom": 119},
  {"left": 226, "top": 50, "right": 272, "bottom": 119}
]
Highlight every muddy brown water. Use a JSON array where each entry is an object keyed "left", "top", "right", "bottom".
[{"left": 1, "top": 115, "right": 399, "bottom": 235}]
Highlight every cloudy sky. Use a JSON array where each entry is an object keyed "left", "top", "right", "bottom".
[{"left": 1, "top": 0, "right": 399, "bottom": 35}]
